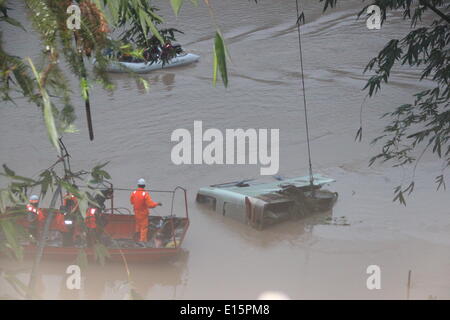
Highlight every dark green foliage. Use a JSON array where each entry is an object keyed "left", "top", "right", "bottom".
[
  {"left": 319, "top": 0, "right": 449, "bottom": 203},
  {"left": 114, "top": 0, "right": 165, "bottom": 47}
]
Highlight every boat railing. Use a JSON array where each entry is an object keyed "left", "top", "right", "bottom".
[{"left": 100, "top": 185, "right": 189, "bottom": 249}]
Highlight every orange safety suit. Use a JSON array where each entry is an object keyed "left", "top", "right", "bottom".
[
  {"left": 85, "top": 208, "right": 97, "bottom": 229},
  {"left": 130, "top": 188, "right": 158, "bottom": 242},
  {"left": 30, "top": 207, "right": 68, "bottom": 233},
  {"left": 26, "top": 204, "right": 45, "bottom": 222},
  {"left": 63, "top": 193, "right": 79, "bottom": 213}
]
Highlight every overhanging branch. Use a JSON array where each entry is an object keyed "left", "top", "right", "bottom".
[{"left": 420, "top": 0, "right": 450, "bottom": 24}]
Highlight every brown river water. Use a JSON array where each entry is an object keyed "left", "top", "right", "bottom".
[{"left": 1, "top": 0, "right": 449, "bottom": 299}]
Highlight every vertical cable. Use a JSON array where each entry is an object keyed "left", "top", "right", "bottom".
[{"left": 295, "top": 0, "right": 314, "bottom": 185}]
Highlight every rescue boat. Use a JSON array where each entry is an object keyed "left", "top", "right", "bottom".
[
  {"left": 9, "top": 187, "right": 190, "bottom": 263},
  {"left": 97, "top": 52, "right": 200, "bottom": 73}
]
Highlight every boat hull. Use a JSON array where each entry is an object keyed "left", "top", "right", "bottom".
[
  {"left": 22, "top": 245, "right": 182, "bottom": 263},
  {"left": 8, "top": 213, "right": 189, "bottom": 264},
  {"left": 103, "top": 53, "right": 200, "bottom": 73}
]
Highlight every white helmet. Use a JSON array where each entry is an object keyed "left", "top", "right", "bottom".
[
  {"left": 137, "top": 178, "right": 146, "bottom": 186},
  {"left": 29, "top": 195, "right": 39, "bottom": 203}
]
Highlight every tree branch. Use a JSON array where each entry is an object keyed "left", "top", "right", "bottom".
[{"left": 419, "top": 0, "right": 450, "bottom": 24}]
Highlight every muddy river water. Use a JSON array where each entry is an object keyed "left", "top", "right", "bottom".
[{"left": 1, "top": 0, "right": 449, "bottom": 299}]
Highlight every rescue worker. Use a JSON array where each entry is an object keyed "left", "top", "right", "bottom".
[
  {"left": 85, "top": 207, "right": 104, "bottom": 246},
  {"left": 27, "top": 195, "right": 68, "bottom": 243},
  {"left": 26, "top": 195, "right": 43, "bottom": 239},
  {"left": 160, "top": 41, "right": 174, "bottom": 62},
  {"left": 62, "top": 191, "right": 79, "bottom": 214},
  {"left": 130, "top": 178, "right": 161, "bottom": 243},
  {"left": 60, "top": 191, "right": 79, "bottom": 246}
]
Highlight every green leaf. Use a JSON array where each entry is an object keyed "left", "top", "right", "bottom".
[
  {"left": 0, "top": 189, "right": 12, "bottom": 212},
  {"left": 139, "top": 78, "right": 149, "bottom": 92},
  {"left": 78, "top": 195, "right": 88, "bottom": 219},
  {"left": 62, "top": 124, "right": 79, "bottom": 133},
  {"left": 80, "top": 78, "right": 89, "bottom": 101},
  {"left": 170, "top": 0, "right": 183, "bottom": 16},
  {"left": 355, "top": 127, "right": 362, "bottom": 142},
  {"left": 103, "top": 0, "right": 119, "bottom": 24},
  {"left": 138, "top": 10, "right": 148, "bottom": 37},
  {"left": 59, "top": 180, "right": 81, "bottom": 198},
  {"left": 39, "top": 170, "right": 53, "bottom": 199},
  {"left": 0, "top": 16, "right": 26, "bottom": 31},
  {"left": 142, "top": 12, "right": 164, "bottom": 44},
  {"left": 147, "top": 10, "right": 164, "bottom": 24},
  {"left": 212, "top": 45, "right": 218, "bottom": 87},
  {"left": 2, "top": 164, "right": 15, "bottom": 177},
  {"left": 0, "top": 165, "right": 36, "bottom": 184},
  {"left": 214, "top": 31, "right": 228, "bottom": 88},
  {"left": 130, "top": 288, "right": 144, "bottom": 300},
  {"left": 92, "top": 162, "right": 110, "bottom": 171},
  {"left": 0, "top": 220, "right": 24, "bottom": 260},
  {"left": 3, "top": 271, "right": 39, "bottom": 299},
  {"left": 93, "top": 242, "right": 110, "bottom": 266},
  {"left": 76, "top": 248, "right": 88, "bottom": 270},
  {"left": 27, "top": 58, "right": 60, "bottom": 155}
]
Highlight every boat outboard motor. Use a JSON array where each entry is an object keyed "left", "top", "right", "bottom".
[
  {"left": 172, "top": 43, "right": 183, "bottom": 54},
  {"left": 94, "top": 188, "right": 112, "bottom": 211}
]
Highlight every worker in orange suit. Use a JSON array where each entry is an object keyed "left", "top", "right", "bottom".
[
  {"left": 130, "top": 178, "right": 161, "bottom": 243},
  {"left": 26, "top": 195, "right": 44, "bottom": 239},
  {"left": 85, "top": 207, "right": 99, "bottom": 246},
  {"left": 62, "top": 191, "right": 79, "bottom": 214}
]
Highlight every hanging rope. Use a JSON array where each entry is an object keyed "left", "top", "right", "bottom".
[{"left": 295, "top": 0, "right": 314, "bottom": 185}]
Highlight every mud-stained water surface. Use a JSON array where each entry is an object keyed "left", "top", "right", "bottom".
[{"left": 1, "top": 1, "right": 449, "bottom": 299}]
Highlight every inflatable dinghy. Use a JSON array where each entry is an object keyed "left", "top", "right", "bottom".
[{"left": 98, "top": 52, "right": 200, "bottom": 73}]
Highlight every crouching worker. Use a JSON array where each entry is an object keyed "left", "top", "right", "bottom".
[
  {"left": 26, "top": 195, "right": 43, "bottom": 240},
  {"left": 130, "top": 179, "right": 161, "bottom": 244},
  {"left": 59, "top": 192, "right": 80, "bottom": 246},
  {"left": 27, "top": 195, "right": 68, "bottom": 242},
  {"left": 85, "top": 207, "right": 107, "bottom": 246},
  {"left": 33, "top": 206, "right": 69, "bottom": 247}
]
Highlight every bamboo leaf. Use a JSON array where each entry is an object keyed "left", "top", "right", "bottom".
[
  {"left": 355, "top": 127, "right": 362, "bottom": 142},
  {"left": 2, "top": 165, "right": 15, "bottom": 177},
  {"left": 76, "top": 248, "right": 88, "bottom": 270},
  {"left": 170, "top": 0, "right": 183, "bottom": 16},
  {"left": 27, "top": 58, "right": 60, "bottom": 154},
  {"left": 0, "top": 220, "right": 23, "bottom": 260},
  {"left": 93, "top": 242, "right": 110, "bottom": 266},
  {"left": 130, "top": 288, "right": 144, "bottom": 300},
  {"left": 139, "top": 77, "right": 149, "bottom": 92},
  {"left": 0, "top": 16, "right": 26, "bottom": 31},
  {"left": 78, "top": 195, "right": 88, "bottom": 219},
  {"left": 80, "top": 78, "right": 89, "bottom": 101},
  {"left": 92, "top": 162, "right": 110, "bottom": 171},
  {"left": 147, "top": 10, "right": 164, "bottom": 23},
  {"left": 214, "top": 31, "right": 228, "bottom": 87},
  {"left": 138, "top": 10, "right": 148, "bottom": 37},
  {"left": 3, "top": 271, "right": 39, "bottom": 299},
  {"left": 0, "top": 190, "right": 9, "bottom": 212},
  {"left": 143, "top": 13, "right": 164, "bottom": 44},
  {"left": 59, "top": 180, "right": 81, "bottom": 199},
  {"left": 212, "top": 45, "right": 218, "bottom": 87}
]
